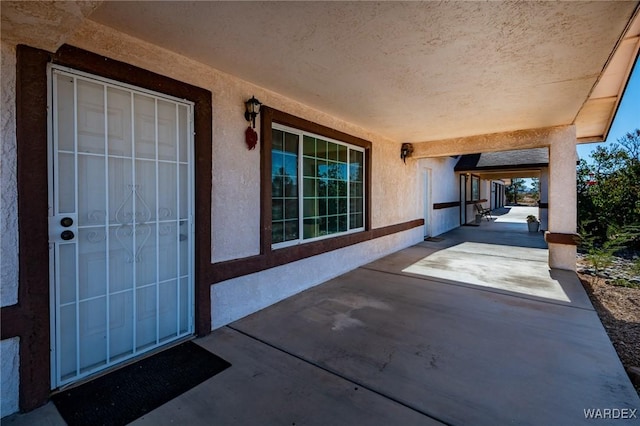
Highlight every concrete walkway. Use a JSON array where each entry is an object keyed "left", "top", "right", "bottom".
[{"left": 7, "top": 207, "right": 640, "bottom": 425}]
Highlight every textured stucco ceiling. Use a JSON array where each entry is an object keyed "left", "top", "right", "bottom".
[{"left": 3, "top": 1, "right": 638, "bottom": 143}]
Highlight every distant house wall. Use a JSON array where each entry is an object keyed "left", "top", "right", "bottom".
[{"left": 418, "top": 157, "right": 460, "bottom": 236}]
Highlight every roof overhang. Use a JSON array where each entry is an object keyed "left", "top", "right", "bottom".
[
  {"left": 455, "top": 148, "right": 549, "bottom": 180},
  {"left": 575, "top": 9, "right": 640, "bottom": 143}
]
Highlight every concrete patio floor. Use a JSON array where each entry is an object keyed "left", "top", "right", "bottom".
[{"left": 7, "top": 207, "right": 640, "bottom": 425}]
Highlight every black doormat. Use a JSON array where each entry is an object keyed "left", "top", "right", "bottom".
[
  {"left": 424, "top": 237, "right": 444, "bottom": 242},
  {"left": 52, "top": 341, "right": 231, "bottom": 426}
]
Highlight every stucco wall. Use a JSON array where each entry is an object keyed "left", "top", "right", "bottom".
[
  {"left": 1, "top": 41, "right": 18, "bottom": 307},
  {"left": 0, "top": 337, "right": 19, "bottom": 418},
  {"left": 67, "top": 20, "right": 420, "bottom": 263},
  {"left": 211, "top": 227, "right": 422, "bottom": 328},
  {"left": 418, "top": 157, "right": 459, "bottom": 236}
]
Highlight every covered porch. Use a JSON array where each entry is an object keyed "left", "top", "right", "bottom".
[
  {"left": 9, "top": 207, "right": 639, "bottom": 425},
  {"left": 2, "top": 1, "right": 639, "bottom": 416}
]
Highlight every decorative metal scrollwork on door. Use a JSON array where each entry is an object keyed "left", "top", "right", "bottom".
[
  {"left": 115, "top": 184, "right": 152, "bottom": 225},
  {"left": 113, "top": 184, "right": 153, "bottom": 263}
]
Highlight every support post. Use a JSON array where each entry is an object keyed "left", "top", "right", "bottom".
[
  {"left": 546, "top": 126, "right": 578, "bottom": 271},
  {"left": 539, "top": 167, "right": 549, "bottom": 231}
]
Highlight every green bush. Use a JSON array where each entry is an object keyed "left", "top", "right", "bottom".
[{"left": 578, "top": 129, "right": 640, "bottom": 251}]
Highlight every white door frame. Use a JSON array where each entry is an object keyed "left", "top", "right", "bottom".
[
  {"left": 423, "top": 168, "right": 431, "bottom": 238},
  {"left": 460, "top": 174, "right": 467, "bottom": 224}
]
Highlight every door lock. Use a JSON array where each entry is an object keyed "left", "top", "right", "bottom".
[
  {"left": 60, "top": 230, "right": 75, "bottom": 241},
  {"left": 49, "top": 214, "right": 77, "bottom": 244}
]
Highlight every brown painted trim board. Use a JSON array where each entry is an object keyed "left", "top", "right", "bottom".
[
  {"left": 210, "top": 218, "right": 423, "bottom": 283},
  {"left": 466, "top": 199, "right": 488, "bottom": 205},
  {"left": 433, "top": 201, "right": 460, "bottom": 210},
  {"left": 545, "top": 232, "right": 581, "bottom": 246}
]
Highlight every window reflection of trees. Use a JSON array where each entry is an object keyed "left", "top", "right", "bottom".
[{"left": 272, "top": 133, "right": 365, "bottom": 244}]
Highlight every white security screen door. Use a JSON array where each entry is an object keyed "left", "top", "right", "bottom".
[{"left": 48, "top": 67, "right": 194, "bottom": 387}]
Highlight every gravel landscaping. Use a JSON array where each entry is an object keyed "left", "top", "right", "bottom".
[{"left": 578, "top": 254, "right": 640, "bottom": 396}]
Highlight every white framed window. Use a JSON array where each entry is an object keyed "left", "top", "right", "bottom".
[
  {"left": 471, "top": 175, "right": 480, "bottom": 201},
  {"left": 271, "top": 124, "right": 365, "bottom": 249}
]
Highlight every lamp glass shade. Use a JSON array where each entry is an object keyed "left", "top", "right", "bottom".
[{"left": 246, "top": 96, "right": 261, "bottom": 114}]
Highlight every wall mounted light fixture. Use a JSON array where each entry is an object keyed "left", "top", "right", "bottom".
[
  {"left": 244, "top": 96, "right": 262, "bottom": 128},
  {"left": 400, "top": 143, "right": 414, "bottom": 164}
]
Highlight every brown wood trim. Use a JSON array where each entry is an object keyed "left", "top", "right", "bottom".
[
  {"left": 13, "top": 45, "right": 51, "bottom": 411},
  {"left": 211, "top": 218, "right": 423, "bottom": 283},
  {"left": 466, "top": 199, "right": 488, "bottom": 205},
  {"left": 538, "top": 202, "right": 549, "bottom": 208},
  {"left": 268, "top": 107, "right": 373, "bottom": 150},
  {"left": 544, "top": 232, "right": 581, "bottom": 246},
  {"left": 433, "top": 201, "right": 460, "bottom": 210},
  {"left": 456, "top": 163, "right": 549, "bottom": 172},
  {"left": 4, "top": 44, "right": 213, "bottom": 412}
]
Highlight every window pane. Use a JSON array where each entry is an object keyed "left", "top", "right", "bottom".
[
  {"left": 285, "top": 133, "right": 298, "bottom": 153},
  {"left": 271, "top": 128, "right": 299, "bottom": 245},
  {"left": 303, "top": 157, "right": 316, "bottom": 177},
  {"left": 317, "top": 159, "right": 328, "bottom": 178},
  {"left": 328, "top": 216, "right": 337, "bottom": 233},
  {"left": 272, "top": 222, "right": 284, "bottom": 243},
  {"left": 285, "top": 199, "right": 299, "bottom": 218},
  {"left": 472, "top": 176, "right": 480, "bottom": 200},
  {"left": 338, "top": 198, "right": 347, "bottom": 214},
  {"left": 327, "top": 142, "right": 339, "bottom": 161},
  {"left": 272, "top": 152, "right": 284, "bottom": 176},
  {"left": 304, "top": 218, "right": 319, "bottom": 239},
  {"left": 350, "top": 149, "right": 364, "bottom": 182},
  {"left": 338, "top": 215, "right": 348, "bottom": 232},
  {"left": 350, "top": 213, "right": 363, "bottom": 229},
  {"left": 318, "top": 179, "right": 328, "bottom": 197},
  {"left": 272, "top": 176, "right": 283, "bottom": 197},
  {"left": 318, "top": 199, "right": 327, "bottom": 216},
  {"left": 303, "top": 136, "right": 315, "bottom": 156},
  {"left": 304, "top": 178, "right": 317, "bottom": 197},
  {"left": 284, "top": 177, "right": 297, "bottom": 197},
  {"left": 272, "top": 198, "right": 284, "bottom": 221},
  {"left": 272, "top": 129, "right": 283, "bottom": 151},
  {"left": 337, "top": 180, "right": 347, "bottom": 196},
  {"left": 319, "top": 217, "right": 328, "bottom": 235},
  {"left": 284, "top": 220, "right": 299, "bottom": 241},
  {"left": 317, "top": 139, "right": 328, "bottom": 159},
  {"left": 272, "top": 127, "right": 365, "bottom": 246},
  {"left": 304, "top": 199, "right": 317, "bottom": 218},
  {"left": 328, "top": 180, "right": 337, "bottom": 197},
  {"left": 284, "top": 154, "right": 297, "bottom": 177},
  {"left": 338, "top": 145, "right": 347, "bottom": 163}
]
